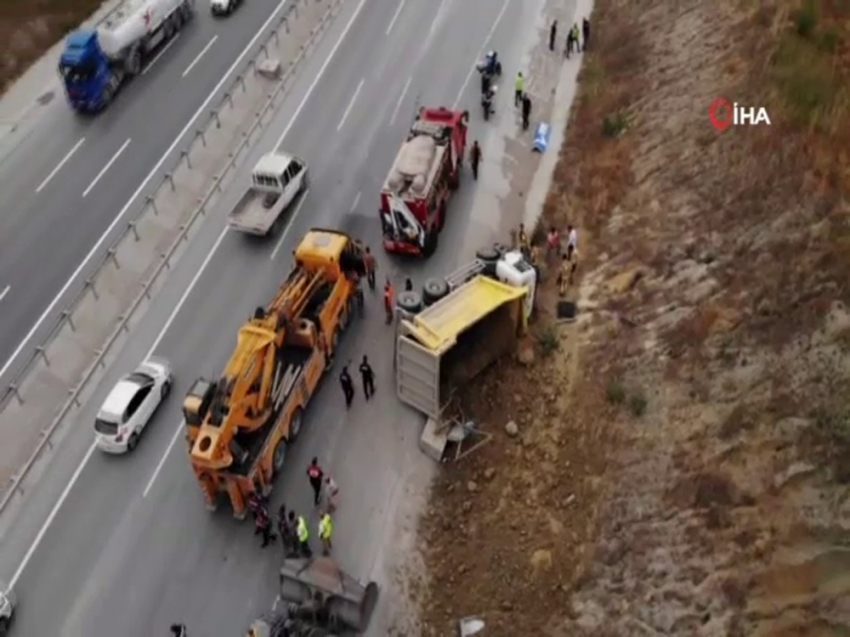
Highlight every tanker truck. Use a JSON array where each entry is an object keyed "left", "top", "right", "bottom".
[{"left": 59, "top": 0, "right": 194, "bottom": 113}]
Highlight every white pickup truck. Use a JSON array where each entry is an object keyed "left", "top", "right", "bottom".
[{"left": 227, "top": 152, "right": 308, "bottom": 237}]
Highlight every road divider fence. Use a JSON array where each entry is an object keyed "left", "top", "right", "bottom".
[{"left": 0, "top": 0, "right": 349, "bottom": 514}]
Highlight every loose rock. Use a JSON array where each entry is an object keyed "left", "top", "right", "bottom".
[{"left": 505, "top": 420, "right": 520, "bottom": 437}]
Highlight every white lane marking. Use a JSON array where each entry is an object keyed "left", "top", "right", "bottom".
[
  {"left": 271, "top": 190, "right": 310, "bottom": 261},
  {"left": 0, "top": 286, "right": 9, "bottom": 302},
  {"left": 35, "top": 138, "right": 85, "bottom": 193},
  {"left": 82, "top": 138, "right": 131, "bottom": 198},
  {"left": 349, "top": 190, "right": 361, "bottom": 213},
  {"left": 274, "top": 0, "right": 370, "bottom": 149},
  {"left": 142, "top": 35, "right": 180, "bottom": 75},
  {"left": 385, "top": 0, "right": 406, "bottom": 35},
  {"left": 9, "top": 442, "right": 96, "bottom": 588},
  {"left": 452, "top": 0, "right": 512, "bottom": 110},
  {"left": 146, "top": 0, "right": 373, "bottom": 498},
  {"left": 389, "top": 76, "right": 411, "bottom": 126},
  {"left": 0, "top": 0, "right": 294, "bottom": 383},
  {"left": 183, "top": 35, "right": 219, "bottom": 78},
  {"left": 143, "top": 420, "right": 184, "bottom": 497},
  {"left": 429, "top": 0, "right": 451, "bottom": 37},
  {"left": 337, "top": 78, "right": 364, "bottom": 131}
]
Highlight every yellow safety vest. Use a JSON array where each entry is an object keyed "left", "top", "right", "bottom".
[
  {"left": 297, "top": 516, "right": 309, "bottom": 542},
  {"left": 318, "top": 514, "right": 333, "bottom": 540},
  {"left": 515, "top": 75, "right": 524, "bottom": 92}
]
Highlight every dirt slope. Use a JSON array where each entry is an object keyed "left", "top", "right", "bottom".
[{"left": 413, "top": 0, "right": 850, "bottom": 635}]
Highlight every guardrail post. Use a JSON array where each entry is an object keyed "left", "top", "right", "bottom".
[
  {"left": 69, "top": 386, "right": 81, "bottom": 408},
  {"left": 260, "top": 44, "right": 268, "bottom": 59},
  {"left": 272, "top": 28, "right": 279, "bottom": 44},
  {"left": 196, "top": 129, "right": 206, "bottom": 147},
  {"left": 85, "top": 277, "right": 98, "bottom": 300},
  {"left": 128, "top": 220, "right": 139, "bottom": 241},
  {"left": 146, "top": 194, "right": 159, "bottom": 215},
  {"left": 180, "top": 224, "right": 188, "bottom": 242},
  {"left": 283, "top": 17, "right": 289, "bottom": 33},
  {"left": 108, "top": 248, "right": 119, "bottom": 269},
  {"left": 61, "top": 309, "right": 75, "bottom": 332},
  {"left": 120, "top": 315, "right": 130, "bottom": 333},
  {"left": 161, "top": 252, "right": 171, "bottom": 270},
  {"left": 165, "top": 172, "right": 176, "bottom": 191},
  {"left": 181, "top": 149, "right": 193, "bottom": 170},
  {"left": 213, "top": 109, "right": 221, "bottom": 129},
  {"left": 224, "top": 92, "right": 233, "bottom": 108},
  {"left": 36, "top": 346, "right": 49, "bottom": 366},
  {"left": 96, "top": 348, "right": 106, "bottom": 369},
  {"left": 293, "top": 2, "right": 299, "bottom": 18},
  {"left": 142, "top": 279, "right": 151, "bottom": 300},
  {"left": 237, "top": 74, "right": 246, "bottom": 92},
  {"left": 9, "top": 384, "right": 23, "bottom": 405}
]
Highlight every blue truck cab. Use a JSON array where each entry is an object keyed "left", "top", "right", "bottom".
[{"left": 59, "top": 30, "right": 115, "bottom": 113}]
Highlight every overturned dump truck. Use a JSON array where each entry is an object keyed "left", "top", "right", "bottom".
[
  {"left": 246, "top": 557, "right": 379, "bottom": 637},
  {"left": 396, "top": 246, "right": 537, "bottom": 420}
]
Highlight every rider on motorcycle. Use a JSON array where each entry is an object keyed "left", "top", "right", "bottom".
[{"left": 484, "top": 50, "right": 499, "bottom": 76}]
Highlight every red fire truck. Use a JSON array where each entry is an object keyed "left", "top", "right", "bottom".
[{"left": 380, "top": 106, "right": 469, "bottom": 257}]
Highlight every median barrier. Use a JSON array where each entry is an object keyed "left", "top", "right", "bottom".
[{"left": 0, "top": 0, "right": 349, "bottom": 513}]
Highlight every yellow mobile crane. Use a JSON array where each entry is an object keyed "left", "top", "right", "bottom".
[{"left": 182, "top": 229, "right": 366, "bottom": 519}]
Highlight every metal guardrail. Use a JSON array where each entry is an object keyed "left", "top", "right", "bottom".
[{"left": 0, "top": 0, "right": 346, "bottom": 513}]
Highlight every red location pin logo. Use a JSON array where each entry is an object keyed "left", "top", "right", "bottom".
[{"left": 708, "top": 97, "right": 733, "bottom": 132}]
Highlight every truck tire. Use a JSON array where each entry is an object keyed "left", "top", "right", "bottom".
[
  {"left": 422, "top": 278, "right": 450, "bottom": 306},
  {"left": 272, "top": 439, "right": 287, "bottom": 475},
  {"left": 0, "top": 616, "right": 8, "bottom": 634},
  {"left": 181, "top": 0, "right": 193, "bottom": 21},
  {"left": 125, "top": 48, "right": 142, "bottom": 76},
  {"left": 437, "top": 200, "right": 447, "bottom": 230},
  {"left": 288, "top": 408, "right": 303, "bottom": 442},
  {"left": 423, "top": 231, "right": 438, "bottom": 257},
  {"left": 476, "top": 245, "right": 500, "bottom": 275},
  {"left": 164, "top": 16, "right": 176, "bottom": 38},
  {"left": 397, "top": 290, "right": 422, "bottom": 315}
]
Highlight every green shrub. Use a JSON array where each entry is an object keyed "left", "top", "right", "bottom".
[
  {"left": 629, "top": 392, "right": 648, "bottom": 418},
  {"left": 794, "top": 0, "right": 819, "bottom": 38},
  {"left": 606, "top": 380, "right": 626, "bottom": 405},
  {"left": 537, "top": 326, "right": 560, "bottom": 356},
  {"left": 602, "top": 112, "right": 627, "bottom": 138}
]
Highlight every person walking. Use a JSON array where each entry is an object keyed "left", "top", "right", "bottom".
[
  {"left": 404, "top": 277, "right": 413, "bottom": 292},
  {"left": 296, "top": 513, "right": 312, "bottom": 557},
  {"left": 254, "top": 505, "right": 276, "bottom": 548},
  {"left": 363, "top": 246, "right": 377, "bottom": 291},
  {"left": 582, "top": 17, "right": 590, "bottom": 51},
  {"left": 549, "top": 20, "right": 558, "bottom": 51},
  {"left": 571, "top": 23, "right": 580, "bottom": 54},
  {"left": 383, "top": 279, "right": 395, "bottom": 324},
  {"left": 517, "top": 223, "right": 530, "bottom": 255},
  {"left": 318, "top": 511, "right": 334, "bottom": 556},
  {"left": 358, "top": 355, "right": 375, "bottom": 400},
  {"left": 514, "top": 72, "right": 524, "bottom": 107},
  {"left": 339, "top": 365, "right": 354, "bottom": 408},
  {"left": 284, "top": 511, "right": 300, "bottom": 557},
  {"left": 566, "top": 224, "right": 578, "bottom": 260},
  {"left": 521, "top": 93, "right": 532, "bottom": 131},
  {"left": 469, "top": 140, "right": 481, "bottom": 181},
  {"left": 323, "top": 474, "right": 339, "bottom": 513},
  {"left": 277, "top": 505, "right": 292, "bottom": 556},
  {"left": 307, "top": 457, "right": 324, "bottom": 506}
]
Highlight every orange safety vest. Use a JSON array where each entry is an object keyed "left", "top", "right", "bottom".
[{"left": 384, "top": 285, "right": 394, "bottom": 308}]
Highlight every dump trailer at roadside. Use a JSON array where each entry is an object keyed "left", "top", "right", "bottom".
[
  {"left": 182, "top": 229, "right": 367, "bottom": 519},
  {"left": 396, "top": 248, "right": 535, "bottom": 420}
]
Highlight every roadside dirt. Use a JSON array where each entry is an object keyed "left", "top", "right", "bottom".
[
  {"left": 0, "top": 0, "right": 101, "bottom": 93},
  {"left": 413, "top": 0, "right": 850, "bottom": 635}
]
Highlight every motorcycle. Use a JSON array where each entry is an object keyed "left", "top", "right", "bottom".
[
  {"left": 476, "top": 50, "right": 502, "bottom": 77},
  {"left": 482, "top": 84, "right": 497, "bottom": 121}
]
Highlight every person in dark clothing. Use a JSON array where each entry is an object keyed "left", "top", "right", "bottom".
[
  {"left": 549, "top": 20, "right": 558, "bottom": 51},
  {"left": 363, "top": 246, "right": 377, "bottom": 291},
  {"left": 565, "top": 30, "right": 574, "bottom": 58},
  {"left": 404, "top": 278, "right": 413, "bottom": 292},
  {"left": 469, "top": 140, "right": 481, "bottom": 181},
  {"left": 307, "top": 457, "right": 324, "bottom": 506},
  {"left": 254, "top": 506, "right": 276, "bottom": 548},
  {"left": 582, "top": 17, "right": 590, "bottom": 51},
  {"left": 339, "top": 365, "right": 354, "bottom": 408},
  {"left": 283, "top": 511, "right": 299, "bottom": 557},
  {"left": 170, "top": 624, "right": 187, "bottom": 637},
  {"left": 359, "top": 355, "right": 375, "bottom": 399},
  {"left": 521, "top": 93, "right": 532, "bottom": 131},
  {"left": 480, "top": 70, "right": 491, "bottom": 99}
]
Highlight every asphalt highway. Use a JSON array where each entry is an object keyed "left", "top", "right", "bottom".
[
  {"left": 0, "top": 0, "right": 304, "bottom": 385},
  {"left": 0, "top": 0, "right": 538, "bottom": 632}
]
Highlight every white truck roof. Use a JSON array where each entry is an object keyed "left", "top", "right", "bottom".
[{"left": 254, "top": 152, "right": 295, "bottom": 177}]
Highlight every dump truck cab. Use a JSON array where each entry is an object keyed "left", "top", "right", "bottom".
[
  {"left": 380, "top": 106, "right": 468, "bottom": 257},
  {"left": 184, "top": 229, "right": 365, "bottom": 518}
]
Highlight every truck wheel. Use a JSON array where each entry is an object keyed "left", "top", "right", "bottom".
[
  {"left": 0, "top": 616, "right": 8, "bottom": 634},
  {"left": 288, "top": 408, "right": 303, "bottom": 442},
  {"left": 272, "top": 439, "right": 287, "bottom": 475},
  {"left": 125, "top": 49, "right": 142, "bottom": 76},
  {"left": 101, "top": 85, "right": 114, "bottom": 107},
  {"left": 164, "top": 16, "right": 176, "bottom": 38},
  {"left": 423, "top": 231, "right": 438, "bottom": 257},
  {"left": 476, "top": 245, "right": 500, "bottom": 262},
  {"left": 437, "top": 200, "right": 447, "bottom": 230},
  {"left": 422, "top": 278, "right": 450, "bottom": 306},
  {"left": 127, "top": 432, "right": 139, "bottom": 452},
  {"left": 397, "top": 290, "right": 423, "bottom": 315},
  {"left": 181, "top": 0, "right": 194, "bottom": 20}
]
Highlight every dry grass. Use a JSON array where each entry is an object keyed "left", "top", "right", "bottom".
[
  {"left": 0, "top": 0, "right": 103, "bottom": 93},
  {"left": 414, "top": 0, "right": 850, "bottom": 634}
]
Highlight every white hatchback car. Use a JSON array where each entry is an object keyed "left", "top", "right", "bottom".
[{"left": 94, "top": 357, "right": 173, "bottom": 453}]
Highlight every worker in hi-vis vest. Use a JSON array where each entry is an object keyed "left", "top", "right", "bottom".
[
  {"left": 297, "top": 515, "right": 312, "bottom": 558},
  {"left": 318, "top": 512, "right": 334, "bottom": 555}
]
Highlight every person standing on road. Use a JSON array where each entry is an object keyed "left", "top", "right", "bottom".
[
  {"left": 323, "top": 474, "right": 339, "bottom": 513},
  {"left": 254, "top": 505, "right": 276, "bottom": 548},
  {"left": 517, "top": 223, "right": 530, "bottom": 255},
  {"left": 284, "top": 511, "right": 300, "bottom": 557},
  {"left": 514, "top": 72, "right": 525, "bottom": 107},
  {"left": 359, "top": 355, "right": 375, "bottom": 400},
  {"left": 307, "top": 457, "right": 324, "bottom": 506},
  {"left": 340, "top": 365, "right": 355, "bottom": 408},
  {"left": 404, "top": 278, "right": 413, "bottom": 292},
  {"left": 566, "top": 224, "right": 578, "bottom": 260},
  {"left": 296, "top": 514, "right": 312, "bottom": 557},
  {"left": 318, "top": 511, "right": 334, "bottom": 556},
  {"left": 521, "top": 93, "right": 532, "bottom": 131},
  {"left": 383, "top": 279, "right": 395, "bottom": 324},
  {"left": 549, "top": 20, "right": 558, "bottom": 51},
  {"left": 363, "top": 246, "right": 377, "bottom": 291},
  {"left": 470, "top": 140, "right": 482, "bottom": 181},
  {"left": 582, "top": 17, "right": 590, "bottom": 51},
  {"left": 571, "top": 23, "right": 580, "bottom": 54}
]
